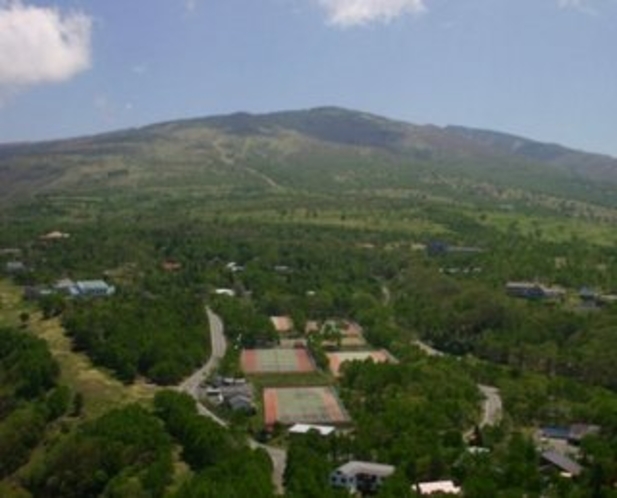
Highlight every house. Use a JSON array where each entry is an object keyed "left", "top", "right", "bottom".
[
  {"left": 539, "top": 424, "right": 600, "bottom": 446},
  {"left": 289, "top": 423, "right": 335, "bottom": 437},
  {"left": 427, "top": 240, "right": 482, "bottom": 257},
  {"left": 415, "top": 480, "right": 462, "bottom": 495},
  {"left": 505, "top": 282, "right": 565, "bottom": 300},
  {"left": 40, "top": 231, "right": 70, "bottom": 241},
  {"left": 274, "top": 265, "right": 291, "bottom": 274},
  {"left": 304, "top": 320, "right": 320, "bottom": 334},
  {"left": 72, "top": 280, "right": 115, "bottom": 297},
  {"left": 5, "top": 261, "right": 25, "bottom": 273},
  {"left": 271, "top": 316, "right": 294, "bottom": 334},
  {"left": 330, "top": 461, "right": 395, "bottom": 494},
  {"left": 214, "top": 288, "right": 236, "bottom": 297},
  {"left": 540, "top": 450, "right": 582, "bottom": 478},
  {"left": 568, "top": 424, "right": 600, "bottom": 444},
  {"left": 226, "top": 394, "right": 255, "bottom": 414},
  {"left": 578, "top": 287, "right": 597, "bottom": 302},
  {"left": 225, "top": 262, "right": 244, "bottom": 273},
  {"left": 54, "top": 278, "right": 76, "bottom": 294},
  {"left": 506, "top": 282, "right": 547, "bottom": 299}
]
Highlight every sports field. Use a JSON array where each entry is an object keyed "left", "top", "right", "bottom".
[
  {"left": 263, "top": 386, "right": 350, "bottom": 426},
  {"left": 241, "top": 348, "right": 315, "bottom": 374},
  {"left": 327, "top": 350, "right": 393, "bottom": 377}
]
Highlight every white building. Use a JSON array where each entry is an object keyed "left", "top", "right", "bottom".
[
  {"left": 415, "top": 480, "right": 461, "bottom": 495},
  {"left": 330, "top": 461, "right": 395, "bottom": 493},
  {"left": 289, "top": 423, "right": 335, "bottom": 437}
]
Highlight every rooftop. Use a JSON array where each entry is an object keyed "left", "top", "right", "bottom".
[
  {"left": 416, "top": 480, "right": 462, "bottom": 495},
  {"left": 541, "top": 450, "right": 582, "bottom": 477},
  {"left": 271, "top": 315, "right": 294, "bottom": 333},
  {"left": 289, "top": 424, "right": 335, "bottom": 436},
  {"left": 335, "top": 461, "right": 395, "bottom": 478}
]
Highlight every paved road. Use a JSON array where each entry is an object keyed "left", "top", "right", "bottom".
[
  {"left": 250, "top": 440, "right": 287, "bottom": 495},
  {"left": 177, "top": 307, "right": 228, "bottom": 426},
  {"left": 179, "top": 307, "right": 287, "bottom": 494},
  {"left": 477, "top": 384, "right": 502, "bottom": 428},
  {"left": 414, "top": 340, "right": 502, "bottom": 428}
]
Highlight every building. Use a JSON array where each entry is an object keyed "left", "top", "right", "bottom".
[
  {"left": 40, "top": 231, "right": 70, "bottom": 241},
  {"left": 226, "top": 394, "right": 255, "bottom": 414},
  {"left": 330, "top": 461, "right": 395, "bottom": 493},
  {"left": 540, "top": 450, "right": 582, "bottom": 478},
  {"left": 5, "top": 261, "right": 25, "bottom": 273},
  {"left": 214, "top": 288, "right": 236, "bottom": 297},
  {"left": 71, "top": 280, "right": 116, "bottom": 297},
  {"left": 539, "top": 424, "right": 600, "bottom": 446},
  {"left": 289, "top": 423, "right": 335, "bottom": 437},
  {"left": 505, "top": 282, "right": 565, "bottom": 300},
  {"left": 568, "top": 424, "right": 600, "bottom": 444},
  {"left": 416, "top": 480, "right": 462, "bottom": 495},
  {"left": 271, "top": 316, "right": 294, "bottom": 334}
]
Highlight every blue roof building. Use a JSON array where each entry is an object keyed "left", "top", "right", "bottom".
[{"left": 72, "top": 280, "right": 115, "bottom": 297}]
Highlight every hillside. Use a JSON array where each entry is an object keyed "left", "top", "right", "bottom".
[{"left": 1, "top": 107, "right": 616, "bottom": 206}]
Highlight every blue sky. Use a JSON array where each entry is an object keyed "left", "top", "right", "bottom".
[{"left": 0, "top": 0, "right": 616, "bottom": 156}]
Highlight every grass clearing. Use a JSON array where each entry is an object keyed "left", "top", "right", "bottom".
[
  {"left": 0, "top": 279, "right": 32, "bottom": 328},
  {"left": 476, "top": 211, "right": 617, "bottom": 246},
  {"left": 0, "top": 280, "right": 158, "bottom": 420},
  {"left": 31, "top": 314, "right": 158, "bottom": 419}
]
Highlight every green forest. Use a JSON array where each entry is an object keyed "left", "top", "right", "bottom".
[{"left": 2, "top": 158, "right": 617, "bottom": 497}]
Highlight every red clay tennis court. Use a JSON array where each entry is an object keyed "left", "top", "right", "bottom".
[
  {"left": 241, "top": 348, "right": 315, "bottom": 374},
  {"left": 263, "top": 386, "right": 350, "bottom": 426},
  {"left": 326, "top": 350, "right": 393, "bottom": 377}
]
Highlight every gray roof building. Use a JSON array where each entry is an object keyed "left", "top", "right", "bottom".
[{"left": 541, "top": 450, "right": 582, "bottom": 477}]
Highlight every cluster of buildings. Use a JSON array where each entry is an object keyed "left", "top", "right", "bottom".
[
  {"left": 506, "top": 281, "right": 617, "bottom": 308},
  {"left": 329, "top": 460, "right": 461, "bottom": 495},
  {"left": 202, "top": 375, "right": 255, "bottom": 415},
  {"left": 536, "top": 423, "right": 601, "bottom": 478},
  {"left": 24, "top": 279, "right": 116, "bottom": 300}
]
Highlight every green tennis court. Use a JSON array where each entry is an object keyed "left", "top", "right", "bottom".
[{"left": 263, "top": 386, "right": 350, "bottom": 426}]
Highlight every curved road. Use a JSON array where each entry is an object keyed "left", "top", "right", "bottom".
[
  {"left": 413, "top": 340, "right": 503, "bottom": 428},
  {"left": 178, "top": 307, "right": 287, "bottom": 494},
  {"left": 477, "top": 384, "right": 502, "bottom": 427},
  {"left": 178, "top": 308, "right": 228, "bottom": 426}
]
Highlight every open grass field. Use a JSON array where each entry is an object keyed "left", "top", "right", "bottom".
[
  {"left": 263, "top": 386, "right": 350, "bottom": 426},
  {"left": 0, "top": 279, "right": 33, "bottom": 328},
  {"left": 476, "top": 210, "right": 617, "bottom": 246},
  {"left": 326, "top": 350, "right": 394, "bottom": 377},
  {"left": 0, "top": 280, "right": 157, "bottom": 420},
  {"left": 241, "top": 348, "right": 315, "bottom": 374}
]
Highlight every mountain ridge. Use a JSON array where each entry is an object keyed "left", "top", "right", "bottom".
[{"left": 1, "top": 107, "right": 616, "bottom": 206}]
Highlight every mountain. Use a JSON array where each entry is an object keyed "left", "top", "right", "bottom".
[
  {"left": 445, "top": 125, "right": 617, "bottom": 184},
  {"left": 1, "top": 107, "right": 616, "bottom": 206}
]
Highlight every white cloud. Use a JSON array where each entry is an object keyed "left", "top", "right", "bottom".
[
  {"left": 0, "top": 1, "right": 92, "bottom": 93},
  {"left": 185, "top": 0, "right": 198, "bottom": 13},
  {"left": 558, "top": 0, "right": 583, "bottom": 7},
  {"left": 316, "top": 0, "right": 426, "bottom": 27},
  {"left": 132, "top": 63, "right": 148, "bottom": 75},
  {"left": 557, "top": 0, "right": 598, "bottom": 14}
]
